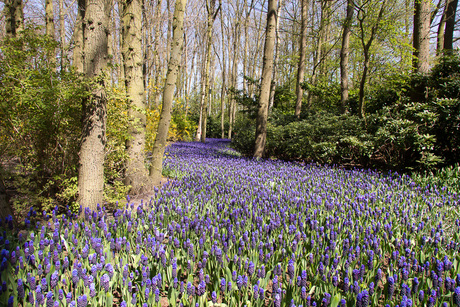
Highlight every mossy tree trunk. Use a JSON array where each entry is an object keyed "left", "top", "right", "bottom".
[
  {"left": 77, "top": 0, "right": 111, "bottom": 211},
  {"left": 121, "top": 0, "right": 149, "bottom": 194}
]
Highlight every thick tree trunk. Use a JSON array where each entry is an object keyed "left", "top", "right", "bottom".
[
  {"left": 413, "top": 0, "right": 431, "bottom": 74},
  {"left": 5, "top": 0, "right": 24, "bottom": 37},
  {"left": 73, "top": 0, "right": 85, "bottom": 73},
  {"left": 437, "top": 0, "right": 447, "bottom": 54},
  {"left": 295, "top": 0, "right": 308, "bottom": 117},
  {"left": 122, "top": 0, "right": 149, "bottom": 194},
  {"left": 77, "top": 0, "right": 111, "bottom": 211},
  {"left": 45, "top": 0, "right": 56, "bottom": 68},
  {"left": 149, "top": 0, "right": 187, "bottom": 185},
  {"left": 340, "top": 0, "right": 353, "bottom": 114},
  {"left": 443, "top": 0, "right": 458, "bottom": 51},
  {"left": 254, "top": 0, "right": 277, "bottom": 158}
]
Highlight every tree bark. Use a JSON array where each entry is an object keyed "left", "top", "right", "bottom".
[
  {"left": 220, "top": 5, "right": 226, "bottom": 139},
  {"left": 121, "top": 0, "right": 149, "bottom": 194},
  {"left": 73, "top": 0, "right": 85, "bottom": 73},
  {"left": 268, "top": 0, "right": 283, "bottom": 111},
  {"left": 45, "top": 0, "right": 56, "bottom": 68},
  {"left": 295, "top": 0, "right": 309, "bottom": 117},
  {"left": 413, "top": 0, "right": 431, "bottom": 74},
  {"left": 357, "top": 0, "right": 386, "bottom": 119},
  {"left": 443, "top": 0, "right": 458, "bottom": 51},
  {"left": 5, "top": 0, "right": 24, "bottom": 37},
  {"left": 228, "top": 14, "right": 240, "bottom": 140},
  {"left": 59, "top": 0, "right": 67, "bottom": 71},
  {"left": 200, "top": 0, "right": 219, "bottom": 143},
  {"left": 254, "top": 0, "right": 278, "bottom": 158},
  {"left": 149, "top": 0, "right": 187, "bottom": 185},
  {"left": 77, "top": 0, "right": 111, "bottom": 211},
  {"left": 340, "top": 0, "right": 353, "bottom": 114}
]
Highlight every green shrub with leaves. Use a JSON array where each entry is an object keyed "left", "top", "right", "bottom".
[{"left": 0, "top": 27, "right": 85, "bottom": 218}]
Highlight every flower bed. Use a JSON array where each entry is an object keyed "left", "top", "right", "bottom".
[{"left": 1, "top": 139, "right": 460, "bottom": 306}]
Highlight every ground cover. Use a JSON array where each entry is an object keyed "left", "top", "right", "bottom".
[{"left": 1, "top": 139, "right": 460, "bottom": 306}]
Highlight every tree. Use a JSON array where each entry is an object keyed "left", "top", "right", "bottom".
[
  {"left": 73, "top": 0, "right": 85, "bottom": 73},
  {"left": 356, "top": 0, "right": 387, "bottom": 118},
  {"left": 254, "top": 0, "right": 278, "bottom": 158},
  {"left": 149, "top": 0, "right": 187, "bottom": 185},
  {"left": 4, "top": 0, "right": 24, "bottom": 38},
  {"left": 121, "top": 0, "right": 149, "bottom": 194},
  {"left": 413, "top": 0, "right": 431, "bottom": 74},
  {"left": 295, "top": 0, "right": 309, "bottom": 117},
  {"left": 340, "top": 0, "right": 353, "bottom": 114},
  {"left": 45, "top": 0, "right": 56, "bottom": 67},
  {"left": 200, "top": 0, "right": 220, "bottom": 143},
  {"left": 443, "top": 0, "right": 458, "bottom": 51},
  {"left": 77, "top": 0, "right": 111, "bottom": 210}
]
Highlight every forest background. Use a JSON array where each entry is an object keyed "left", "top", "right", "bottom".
[{"left": 0, "top": 0, "right": 459, "bottom": 223}]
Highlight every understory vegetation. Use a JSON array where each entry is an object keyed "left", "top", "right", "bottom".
[{"left": 231, "top": 53, "right": 460, "bottom": 174}]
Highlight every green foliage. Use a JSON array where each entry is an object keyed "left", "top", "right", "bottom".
[
  {"left": 0, "top": 27, "right": 85, "bottom": 218},
  {"left": 266, "top": 112, "right": 372, "bottom": 165},
  {"left": 411, "top": 163, "right": 460, "bottom": 194}
]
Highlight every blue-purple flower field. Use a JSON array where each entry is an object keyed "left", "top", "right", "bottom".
[{"left": 1, "top": 139, "right": 460, "bottom": 306}]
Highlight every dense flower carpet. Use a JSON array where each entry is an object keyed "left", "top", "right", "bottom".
[{"left": 1, "top": 139, "right": 460, "bottom": 306}]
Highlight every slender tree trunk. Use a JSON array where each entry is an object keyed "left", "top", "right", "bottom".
[
  {"left": 295, "top": 0, "right": 309, "bottom": 117},
  {"left": 4, "top": 0, "right": 24, "bottom": 38},
  {"left": 220, "top": 6, "right": 226, "bottom": 139},
  {"left": 151, "top": 0, "right": 163, "bottom": 106},
  {"left": 357, "top": 0, "right": 386, "bottom": 119},
  {"left": 254, "top": 0, "right": 278, "bottom": 158},
  {"left": 59, "top": 0, "right": 67, "bottom": 71},
  {"left": 268, "top": 0, "right": 283, "bottom": 111},
  {"left": 122, "top": 0, "right": 148, "bottom": 194},
  {"left": 149, "top": 0, "right": 187, "bottom": 185},
  {"left": 77, "top": 0, "right": 111, "bottom": 211},
  {"left": 201, "top": 0, "right": 219, "bottom": 143},
  {"left": 443, "top": 0, "right": 458, "bottom": 51},
  {"left": 228, "top": 17, "right": 240, "bottom": 140},
  {"left": 437, "top": 0, "right": 448, "bottom": 54},
  {"left": 45, "top": 0, "right": 56, "bottom": 68},
  {"left": 108, "top": 0, "right": 114, "bottom": 84},
  {"left": 413, "top": 0, "right": 431, "bottom": 74},
  {"left": 340, "top": 0, "right": 353, "bottom": 114},
  {"left": 73, "top": 0, "right": 85, "bottom": 73}
]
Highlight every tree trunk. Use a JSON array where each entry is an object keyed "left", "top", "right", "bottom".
[
  {"left": 443, "top": 0, "right": 458, "bottom": 51},
  {"left": 73, "top": 0, "right": 85, "bottom": 73},
  {"left": 268, "top": 0, "right": 283, "bottom": 111},
  {"left": 437, "top": 0, "right": 447, "bottom": 54},
  {"left": 77, "top": 0, "right": 111, "bottom": 211},
  {"left": 340, "top": 0, "right": 353, "bottom": 114},
  {"left": 5, "top": 0, "right": 24, "bottom": 37},
  {"left": 357, "top": 0, "right": 386, "bottom": 119},
  {"left": 220, "top": 6, "right": 226, "bottom": 139},
  {"left": 122, "top": 0, "right": 148, "bottom": 195},
  {"left": 0, "top": 170, "right": 14, "bottom": 224},
  {"left": 413, "top": 0, "right": 431, "bottom": 74},
  {"left": 228, "top": 18, "right": 240, "bottom": 140},
  {"left": 59, "top": 0, "right": 67, "bottom": 71},
  {"left": 254, "top": 0, "right": 278, "bottom": 158},
  {"left": 295, "top": 0, "right": 309, "bottom": 117},
  {"left": 149, "top": 0, "right": 187, "bottom": 185},
  {"left": 200, "top": 0, "right": 219, "bottom": 143},
  {"left": 45, "top": 0, "right": 56, "bottom": 68}
]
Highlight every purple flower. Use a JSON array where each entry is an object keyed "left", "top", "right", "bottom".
[
  {"left": 77, "top": 294, "right": 88, "bottom": 307},
  {"left": 454, "top": 287, "right": 460, "bottom": 306},
  {"left": 101, "top": 273, "right": 110, "bottom": 292},
  {"left": 17, "top": 279, "right": 25, "bottom": 299}
]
